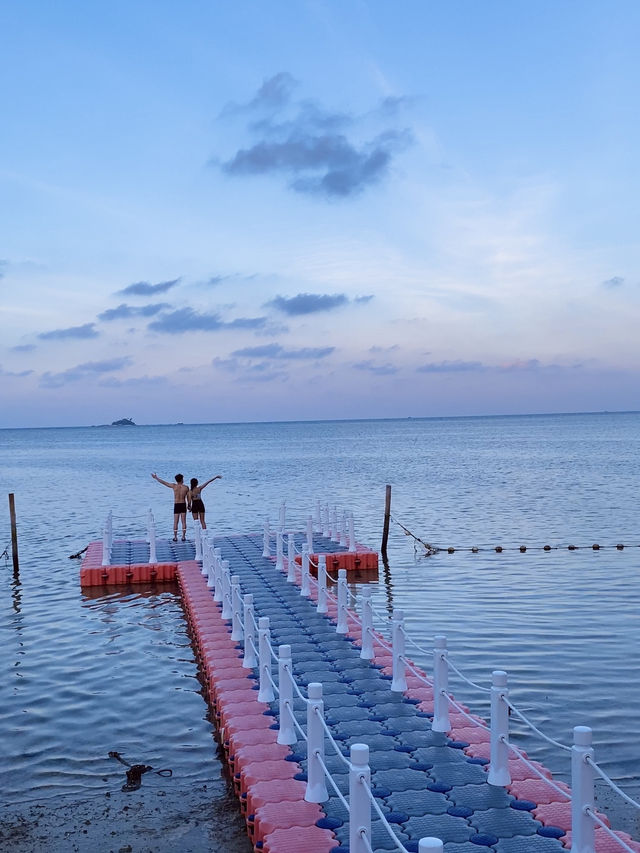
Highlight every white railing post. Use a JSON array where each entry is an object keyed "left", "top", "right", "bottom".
[
  {"left": 262, "top": 520, "right": 271, "bottom": 557},
  {"left": 277, "top": 645, "right": 296, "bottom": 745},
  {"left": 305, "top": 683, "right": 328, "bottom": 803},
  {"left": 275, "top": 531, "right": 284, "bottom": 572},
  {"left": 391, "top": 610, "right": 407, "bottom": 692},
  {"left": 286, "top": 533, "right": 296, "bottom": 582},
  {"left": 221, "top": 560, "right": 232, "bottom": 620},
  {"left": 338, "top": 511, "right": 346, "bottom": 546},
  {"left": 148, "top": 524, "right": 157, "bottom": 564},
  {"left": 571, "top": 726, "right": 595, "bottom": 853},
  {"left": 101, "top": 527, "right": 110, "bottom": 567},
  {"left": 317, "top": 555, "right": 328, "bottom": 614},
  {"left": 306, "top": 516, "right": 314, "bottom": 553},
  {"left": 213, "top": 548, "right": 223, "bottom": 602},
  {"left": 360, "top": 587, "right": 374, "bottom": 660},
  {"left": 432, "top": 635, "right": 450, "bottom": 732},
  {"left": 315, "top": 500, "right": 321, "bottom": 529},
  {"left": 279, "top": 501, "right": 286, "bottom": 532},
  {"left": 336, "top": 569, "right": 348, "bottom": 634},
  {"left": 331, "top": 507, "right": 339, "bottom": 542},
  {"left": 205, "top": 540, "right": 215, "bottom": 589},
  {"left": 146, "top": 508, "right": 154, "bottom": 543},
  {"left": 301, "top": 547, "right": 311, "bottom": 598},
  {"left": 488, "top": 670, "right": 511, "bottom": 786},
  {"left": 419, "top": 841, "right": 444, "bottom": 852},
  {"left": 258, "top": 616, "right": 275, "bottom": 703},
  {"left": 230, "top": 575, "right": 243, "bottom": 641},
  {"left": 242, "top": 594, "right": 257, "bottom": 669},
  {"left": 195, "top": 521, "right": 203, "bottom": 563},
  {"left": 348, "top": 511, "right": 356, "bottom": 552},
  {"left": 349, "top": 743, "right": 371, "bottom": 853},
  {"left": 322, "top": 504, "right": 330, "bottom": 538}
]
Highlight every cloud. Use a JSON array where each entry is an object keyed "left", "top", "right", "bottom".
[
  {"left": 98, "top": 375, "right": 168, "bottom": 388},
  {"left": 231, "top": 343, "right": 334, "bottom": 360},
  {"left": 266, "top": 293, "right": 348, "bottom": 315},
  {"left": 353, "top": 360, "right": 399, "bottom": 375},
  {"left": 217, "top": 73, "right": 413, "bottom": 198},
  {"left": 148, "top": 307, "right": 266, "bottom": 334},
  {"left": 221, "top": 71, "right": 298, "bottom": 116},
  {"left": 118, "top": 278, "right": 181, "bottom": 297},
  {"left": 98, "top": 303, "right": 170, "bottom": 321},
  {"left": 0, "top": 366, "right": 33, "bottom": 377},
  {"left": 602, "top": 276, "right": 624, "bottom": 289},
  {"left": 38, "top": 322, "right": 99, "bottom": 340},
  {"left": 11, "top": 344, "right": 36, "bottom": 352},
  {"left": 0, "top": 259, "right": 7, "bottom": 279},
  {"left": 416, "top": 360, "right": 485, "bottom": 373},
  {"left": 370, "top": 345, "right": 400, "bottom": 354},
  {"left": 40, "top": 357, "right": 132, "bottom": 388},
  {"left": 354, "top": 294, "right": 374, "bottom": 304}
]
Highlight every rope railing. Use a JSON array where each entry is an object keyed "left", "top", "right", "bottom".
[
  {"left": 199, "top": 503, "right": 638, "bottom": 853},
  {"left": 586, "top": 756, "right": 640, "bottom": 811},
  {"left": 587, "top": 809, "right": 638, "bottom": 853}
]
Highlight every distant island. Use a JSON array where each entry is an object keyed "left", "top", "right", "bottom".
[{"left": 111, "top": 418, "right": 136, "bottom": 426}]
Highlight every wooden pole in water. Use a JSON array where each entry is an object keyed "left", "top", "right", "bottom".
[
  {"left": 381, "top": 484, "right": 391, "bottom": 560},
  {"left": 8, "top": 493, "right": 19, "bottom": 573}
]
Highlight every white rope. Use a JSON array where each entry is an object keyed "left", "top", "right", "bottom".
[
  {"left": 506, "top": 742, "right": 571, "bottom": 799},
  {"left": 315, "top": 751, "right": 350, "bottom": 810},
  {"left": 368, "top": 627, "right": 392, "bottom": 653},
  {"left": 404, "top": 631, "right": 434, "bottom": 658},
  {"left": 586, "top": 808, "right": 637, "bottom": 853},
  {"left": 266, "top": 668, "right": 280, "bottom": 695},
  {"left": 359, "top": 774, "right": 412, "bottom": 852},
  {"left": 313, "top": 707, "right": 350, "bottom": 767},
  {"left": 283, "top": 663, "right": 310, "bottom": 704},
  {"left": 444, "top": 693, "right": 490, "bottom": 731},
  {"left": 446, "top": 658, "right": 491, "bottom": 693},
  {"left": 503, "top": 698, "right": 571, "bottom": 751},
  {"left": 286, "top": 701, "right": 308, "bottom": 742},
  {"left": 399, "top": 655, "right": 433, "bottom": 686},
  {"left": 360, "top": 829, "right": 375, "bottom": 853},
  {"left": 586, "top": 756, "right": 640, "bottom": 811}
]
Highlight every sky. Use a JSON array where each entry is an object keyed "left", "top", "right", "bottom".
[{"left": 1, "top": 0, "right": 640, "bottom": 428}]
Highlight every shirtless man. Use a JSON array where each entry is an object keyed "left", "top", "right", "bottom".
[{"left": 151, "top": 473, "right": 189, "bottom": 541}]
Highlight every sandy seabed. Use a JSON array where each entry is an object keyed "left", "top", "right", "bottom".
[{"left": 0, "top": 775, "right": 252, "bottom": 853}]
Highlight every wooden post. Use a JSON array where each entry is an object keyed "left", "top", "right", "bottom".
[
  {"left": 9, "top": 493, "right": 19, "bottom": 573},
  {"left": 381, "top": 484, "right": 391, "bottom": 560}
]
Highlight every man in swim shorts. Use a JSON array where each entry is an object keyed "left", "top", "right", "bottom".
[{"left": 151, "top": 473, "right": 190, "bottom": 541}]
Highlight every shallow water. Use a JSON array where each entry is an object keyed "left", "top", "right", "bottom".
[{"left": 0, "top": 412, "right": 639, "bottom": 843}]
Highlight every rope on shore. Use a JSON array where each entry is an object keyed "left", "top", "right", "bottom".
[
  {"left": 391, "top": 516, "right": 639, "bottom": 556},
  {"left": 69, "top": 545, "right": 89, "bottom": 559},
  {"left": 108, "top": 750, "right": 172, "bottom": 791}
]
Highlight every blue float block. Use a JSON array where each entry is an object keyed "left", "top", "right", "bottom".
[
  {"left": 431, "top": 762, "right": 489, "bottom": 787},
  {"left": 403, "top": 813, "right": 473, "bottom": 844},
  {"left": 431, "top": 845, "right": 484, "bottom": 853},
  {"left": 383, "top": 788, "right": 450, "bottom": 817},
  {"left": 495, "top": 837, "right": 565, "bottom": 853},
  {"left": 318, "top": 691, "right": 363, "bottom": 707},
  {"left": 330, "top": 720, "right": 386, "bottom": 738},
  {"left": 369, "top": 751, "right": 416, "bottom": 771},
  {"left": 393, "top": 730, "right": 443, "bottom": 749},
  {"left": 448, "top": 783, "right": 513, "bottom": 811},
  {"left": 386, "top": 716, "right": 433, "bottom": 732},
  {"left": 412, "top": 746, "right": 469, "bottom": 766},
  {"left": 296, "top": 669, "right": 344, "bottom": 684},
  {"left": 369, "top": 701, "right": 425, "bottom": 717},
  {"left": 372, "top": 767, "right": 434, "bottom": 792},
  {"left": 331, "top": 818, "right": 409, "bottom": 850},
  {"left": 326, "top": 706, "right": 374, "bottom": 722},
  {"left": 469, "top": 807, "right": 541, "bottom": 839},
  {"left": 344, "top": 734, "right": 401, "bottom": 752}
]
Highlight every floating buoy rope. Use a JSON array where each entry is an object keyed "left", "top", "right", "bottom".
[
  {"left": 390, "top": 516, "right": 637, "bottom": 557},
  {"left": 108, "top": 750, "right": 172, "bottom": 792}
]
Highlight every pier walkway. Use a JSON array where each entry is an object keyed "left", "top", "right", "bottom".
[{"left": 81, "top": 522, "right": 640, "bottom": 853}]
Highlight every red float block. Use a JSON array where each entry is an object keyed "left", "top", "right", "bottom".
[
  {"left": 243, "top": 778, "right": 307, "bottom": 817},
  {"left": 235, "top": 757, "right": 298, "bottom": 797},
  {"left": 252, "top": 800, "right": 324, "bottom": 846},
  {"left": 261, "top": 825, "right": 336, "bottom": 853}
]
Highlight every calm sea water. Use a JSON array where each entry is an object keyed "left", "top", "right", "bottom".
[{"left": 0, "top": 412, "right": 639, "bottom": 843}]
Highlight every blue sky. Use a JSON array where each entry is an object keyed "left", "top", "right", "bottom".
[{"left": 2, "top": 1, "right": 639, "bottom": 427}]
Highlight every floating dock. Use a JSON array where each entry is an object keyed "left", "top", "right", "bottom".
[{"left": 80, "top": 529, "right": 639, "bottom": 853}]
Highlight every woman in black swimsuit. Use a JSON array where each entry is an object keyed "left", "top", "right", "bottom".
[{"left": 187, "top": 475, "right": 222, "bottom": 529}]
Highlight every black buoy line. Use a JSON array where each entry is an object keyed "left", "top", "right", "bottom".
[{"left": 392, "top": 517, "right": 638, "bottom": 556}]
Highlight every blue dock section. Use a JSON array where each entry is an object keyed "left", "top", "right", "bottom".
[{"left": 212, "top": 532, "right": 567, "bottom": 853}]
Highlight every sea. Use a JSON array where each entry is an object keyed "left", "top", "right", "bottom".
[{"left": 0, "top": 412, "right": 639, "bottom": 848}]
